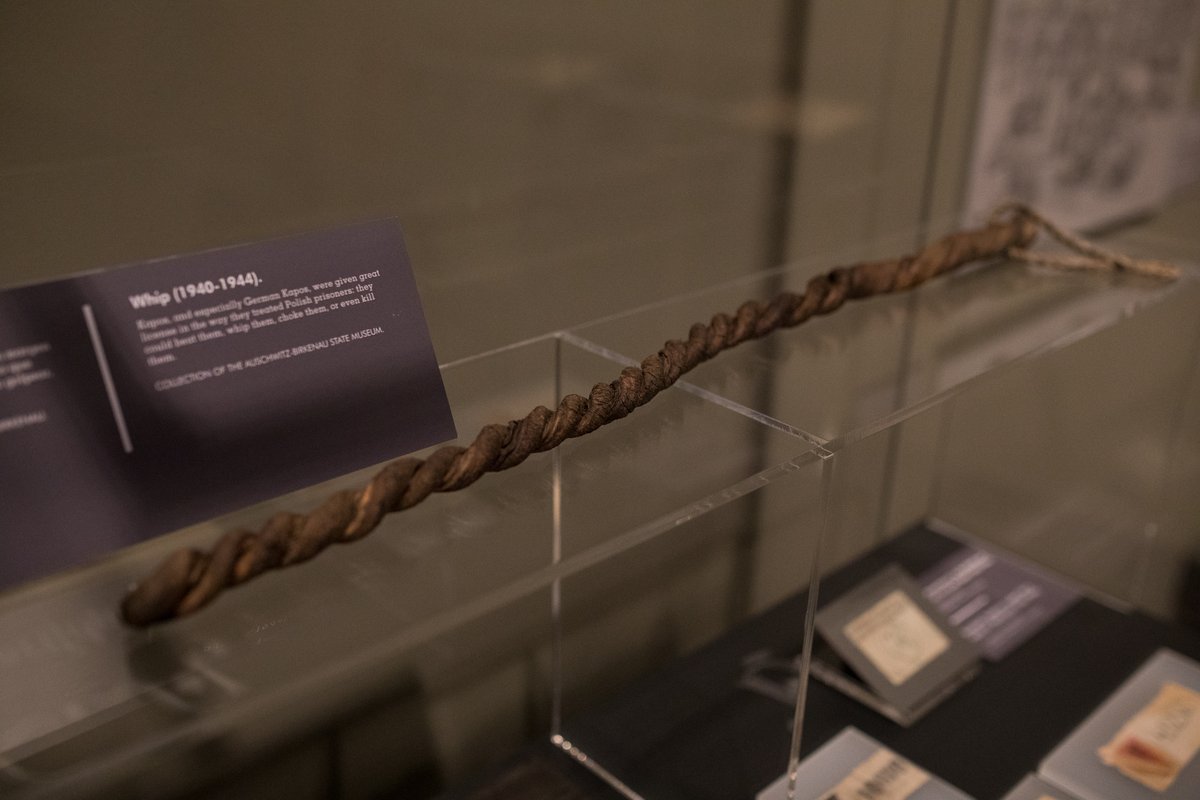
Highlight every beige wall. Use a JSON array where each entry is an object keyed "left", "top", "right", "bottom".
[
  {"left": 2, "top": 2, "right": 785, "bottom": 361},
  {"left": 1, "top": 1, "right": 989, "bottom": 362}
]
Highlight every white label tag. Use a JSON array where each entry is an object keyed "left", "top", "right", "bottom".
[
  {"left": 843, "top": 590, "right": 949, "bottom": 686},
  {"left": 819, "top": 747, "right": 929, "bottom": 800},
  {"left": 1098, "top": 681, "right": 1200, "bottom": 791}
]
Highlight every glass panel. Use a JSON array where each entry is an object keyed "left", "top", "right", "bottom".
[
  {"left": 931, "top": 277, "right": 1200, "bottom": 614},
  {"left": 555, "top": 450, "right": 829, "bottom": 800},
  {"left": 571, "top": 256, "right": 1194, "bottom": 446}
]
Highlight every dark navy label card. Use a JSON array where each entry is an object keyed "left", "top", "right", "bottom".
[
  {"left": 0, "top": 220, "right": 454, "bottom": 591},
  {"left": 920, "top": 544, "right": 1078, "bottom": 662}
]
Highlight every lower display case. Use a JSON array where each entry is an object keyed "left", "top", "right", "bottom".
[{"left": 552, "top": 522, "right": 1200, "bottom": 800}]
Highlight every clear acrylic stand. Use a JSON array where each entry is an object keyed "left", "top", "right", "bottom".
[{"left": 0, "top": 333, "right": 820, "bottom": 799}]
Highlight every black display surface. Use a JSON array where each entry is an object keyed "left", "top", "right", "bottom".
[{"left": 556, "top": 523, "right": 1200, "bottom": 800}]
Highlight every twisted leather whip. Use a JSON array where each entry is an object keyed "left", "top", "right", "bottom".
[{"left": 119, "top": 206, "right": 1170, "bottom": 626}]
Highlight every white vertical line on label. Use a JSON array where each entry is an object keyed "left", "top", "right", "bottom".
[{"left": 82, "top": 304, "right": 134, "bottom": 454}]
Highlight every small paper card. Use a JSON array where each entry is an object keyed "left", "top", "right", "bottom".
[
  {"left": 920, "top": 543, "right": 1079, "bottom": 661},
  {"left": 756, "top": 727, "right": 972, "bottom": 800},
  {"left": 0, "top": 220, "right": 455, "bottom": 591},
  {"left": 1042, "top": 649, "right": 1200, "bottom": 800},
  {"left": 820, "top": 747, "right": 930, "bottom": 800},
  {"left": 1098, "top": 682, "right": 1200, "bottom": 791},
  {"left": 843, "top": 589, "right": 951, "bottom": 686},
  {"left": 814, "top": 565, "right": 980, "bottom": 724}
]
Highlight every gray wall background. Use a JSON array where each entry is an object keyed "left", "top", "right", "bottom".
[{"left": 1, "top": 1, "right": 991, "bottom": 362}]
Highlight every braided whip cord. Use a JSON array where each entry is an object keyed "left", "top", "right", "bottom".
[{"left": 122, "top": 208, "right": 1092, "bottom": 626}]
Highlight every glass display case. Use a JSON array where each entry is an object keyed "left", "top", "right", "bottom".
[{"left": 3, "top": 244, "right": 1196, "bottom": 799}]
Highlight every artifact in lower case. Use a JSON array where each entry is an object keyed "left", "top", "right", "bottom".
[
  {"left": 1099, "top": 681, "right": 1200, "bottom": 791},
  {"left": 118, "top": 204, "right": 1179, "bottom": 627}
]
